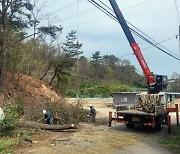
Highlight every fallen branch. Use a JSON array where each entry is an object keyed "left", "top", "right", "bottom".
[{"left": 16, "top": 121, "right": 77, "bottom": 131}]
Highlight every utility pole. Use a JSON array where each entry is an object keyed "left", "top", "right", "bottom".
[
  {"left": 174, "top": 0, "right": 180, "bottom": 56},
  {"left": 76, "top": 0, "right": 80, "bottom": 97},
  {"left": 179, "top": 25, "right": 180, "bottom": 57}
]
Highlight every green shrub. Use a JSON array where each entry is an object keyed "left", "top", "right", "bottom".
[
  {"left": 0, "top": 138, "right": 18, "bottom": 153},
  {"left": 160, "top": 126, "right": 180, "bottom": 153},
  {"left": 0, "top": 97, "right": 25, "bottom": 137},
  {"left": 0, "top": 115, "right": 17, "bottom": 137},
  {"left": 79, "top": 84, "right": 131, "bottom": 96}
]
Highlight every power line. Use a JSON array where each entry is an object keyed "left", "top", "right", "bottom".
[
  {"left": 141, "top": 35, "right": 178, "bottom": 51},
  {"left": 47, "top": 0, "right": 179, "bottom": 61},
  {"left": 118, "top": 35, "right": 178, "bottom": 58},
  {"left": 173, "top": 0, "right": 180, "bottom": 57},
  {"left": 62, "top": 0, "right": 154, "bottom": 26},
  {"left": 89, "top": 0, "right": 176, "bottom": 56},
  {"left": 127, "top": 22, "right": 179, "bottom": 58},
  {"left": 43, "top": 0, "right": 58, "bottom": 8},
  {"left": 77, "top": 0, "right": 79, "bottom": 39},
  {"left": 59, "top": 7, "right": 95, "bottom": 22},
  {"left": 63, "top": 0, "right": 179, "bottom": 60},
  {"left": 45, "top": 0, "right": 153, "bottom": 21},
  {"left": 63, "top": 15, "right": 105, "bottom": 29},
  {"left": 45, "top": 0, "right": 85, "bottom": 16},
  {"left": 174, "top": 0, "right": 180, "bottom": 25},
  {"left": 97, "top": 0, "right": 176, "bottom": 56},
  {"left": 130, "top": 27, "right": 180, "bottom": 61},
  {"left": 87, "top": 0, "right": 118, "bottom": 22},
  {"left": 87, "top": 0, "right": 180, "bottom": 61},
  {"left": 95, "top": 0, "right": 179, "bottom": 57}
]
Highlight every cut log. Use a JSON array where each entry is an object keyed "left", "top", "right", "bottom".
[{"left": 16, "top": 121, "right": 77, "bottom": 131}]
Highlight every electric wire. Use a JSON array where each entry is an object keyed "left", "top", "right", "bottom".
[
  {"left": 96, "top": 0, "right": 179, "bottom": 57},
  {"left": 87, "top": 0, "right": 180, "bottom": 61},
  {"left": 126, "top": 21, "right": 179, "bottom": 58},
  {"left": 83, "top": 1, "right": 180, "bottom": 59},
  {"left": 76, "top": 0, "right": 80, "bottom": 93},
  {"left": 114, "top": 35, "right": 178, "bottom": 58},
  {"left": 110, "top": 35, "right": 178, "bottom": 60},
  {"left": 42, "top": 0, "right": 155, "bottom": 26},
  {"left": 41, "top": 0, "right": 179, "bottom": 60},
  {"left": 142, "top": 35, "right": 178, "bottom": 51},
  {"left": 87, "top": 0, "right": 118, "bottom": 22},
  {"left": 77, "top": 0, "right": 79, "bottom": 39},
  {"left": 174, "top": 0, "right": 180, "bottom": 25},
  {"left": 45, "top": 0, "right": 85, "bottom": 16},
  {"left": 43, "top": 0, "right": 58, "bottom": 8},
  {"left": 173, "top": 0, "right": 180, "bottom": 57},
  {"left": 59, "top": 7, "right": 95, "bottom": 22},
  {"left": 63, "top": 0, "right": 154, "bottom": 29},
  {"left": 130, "top": 28, "right": 180, "bottom": 60}
]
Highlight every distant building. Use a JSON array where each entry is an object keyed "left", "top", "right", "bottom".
[{"left": 168, "top": 79, "right": 175, "bottom": 83}]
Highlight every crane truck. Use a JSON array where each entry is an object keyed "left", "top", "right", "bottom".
[{"left": 108, "top": 0, "right": 179, "bottom": 132}]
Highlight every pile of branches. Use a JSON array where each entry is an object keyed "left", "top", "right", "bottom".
[{"left": 24, "top": 98, "right": 89, "bottom": 124}]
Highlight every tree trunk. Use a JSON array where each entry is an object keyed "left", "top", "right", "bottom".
[
  {"left": 40, "top": 64, "right": 51, "bottom": 80},
  {"left": 50, "top": 67, "right": 57, "bottom": 85},
  {"left": 0, "top": 0, "right": 8, "bottom": 91},
  {"left": 16, "top": 121, "right": 78, "bottom": 131}
]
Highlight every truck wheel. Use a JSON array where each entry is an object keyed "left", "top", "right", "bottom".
[
  {"left": 154, "top": 124, "right": 162, "bottom": 131},
  {"left": 126, "top": 124, "right": 135, "bottom": 128},
  {"left": 109, "top": 121, "right": 112, "bottom": 127}
]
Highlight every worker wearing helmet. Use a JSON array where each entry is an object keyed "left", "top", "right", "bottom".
[
  {"left": 89, "top": 104, "right": 96, "bottom": 122},
  {"left": 43, "top": 109, "right": 53, "bottom": 124}
]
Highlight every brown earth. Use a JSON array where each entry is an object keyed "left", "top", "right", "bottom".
[{"left": 0, "top": 72, "right": 61, "bottom": 106}]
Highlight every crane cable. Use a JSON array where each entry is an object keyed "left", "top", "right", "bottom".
[{"left": 87, "top": 0, "right": 180, "bottom": 61}]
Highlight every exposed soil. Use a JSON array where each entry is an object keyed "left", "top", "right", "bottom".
[{"left": 0, "top": 72, "right": 61, "bottom": 107}]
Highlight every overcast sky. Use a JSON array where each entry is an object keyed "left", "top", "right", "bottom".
[{"left": 35, "top": 0, "right": 180, "bottom": 78}]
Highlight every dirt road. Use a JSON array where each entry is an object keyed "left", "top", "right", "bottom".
[{"left": 14, "top": 98, "right": 175, "bottom": 154}]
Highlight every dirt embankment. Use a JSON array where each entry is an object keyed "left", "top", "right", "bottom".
[{"left": 0, "top": 73, "right": 61, "bottom": 106}]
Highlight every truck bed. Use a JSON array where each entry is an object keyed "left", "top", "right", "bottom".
[{"left": 117, "top": 109, "right": 154, "bottom": 116}]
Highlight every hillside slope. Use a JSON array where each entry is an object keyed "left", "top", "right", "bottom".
[{"left": 0, "top": 72, "right": 61, "bottom": 106}]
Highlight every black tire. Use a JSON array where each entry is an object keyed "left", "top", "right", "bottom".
[
  {"left": 126, "top": 124, "right": 135, "bottom": 128},
  {"left": 154, "top": 124, "right": 162, "bottom": 131}
]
